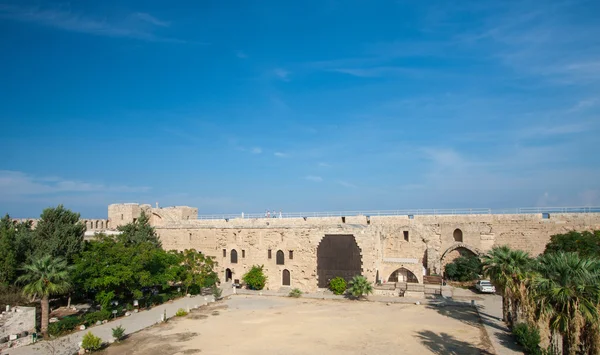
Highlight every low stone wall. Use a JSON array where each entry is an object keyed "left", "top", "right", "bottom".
[{"left": 0, "top": 306, "right": 36, "bottom": 351}]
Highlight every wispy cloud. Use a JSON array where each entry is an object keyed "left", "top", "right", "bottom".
[
  {"left": 251, "top": 147, "right": 263, "bottom": 154},
  {"left": 235, "top": 50, "right": 248, "bottom": 59},
  {"left": 0, "top": 4, "right": 187, "bottom": 43},
  {"left": 274, "top": 152, "right": 289, "bottom": 158},
  {"left": 273, "top": 68, "right": 290, "bottom": 81},
  {"left": 132, "top": 12, "right": 170, "bottom": 27},
  {"left": 305, "top": 175, "right": 323, "bottom": 182},
  {"left": 336, "top": 180, "right": 356, "bottom": 188},
  {"left": 318, "top": 162, "right": 330, "bottom": 167},
  {"left": 0, "top": 170, "right": 150, "bottom": 197}
]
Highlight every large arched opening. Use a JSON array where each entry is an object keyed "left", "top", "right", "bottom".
[
  {"left": 388, "top": 267, "right": 419, "bottom": 283},
  {"left": 225, "top": 268, "right": 232, "bottom": 282},
  {"left": 440, "top": 244, "right": 481, "bottom": 271},
  {"left": 316, "top": 235, "right": 362, "bottom": 288}
]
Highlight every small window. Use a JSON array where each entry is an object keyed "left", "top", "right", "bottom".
[
  {"left": 403, "top": 231, "right": 409, "bottom": 241},
  {"left": 223, "top": 249, "right": 226, "bottom": 257},
  {"left": 121, "top": 214, "right": 124, "bottom": 220},
  {"left": 268, "top": 249, "right": 272, "bottom": 259},
  {"left": 276, "top": 250, "right": 285, "bottom": 265},
  {"left": 231, "top": 249, "right": 238, "bottom": 264},
  {"left": 341, "top": 216, "right": 346, "bottom": 223},
  {"left": 242, "top": 250, "right": 245, "bottom": 258},
  {"left": 289, "top": 250, "right": 294, "bottom": 259},
  {"left": 542, "top": 213, "right": 550, "bottom": 219},
  {"left": 453, "top": 229, "right": 463, "bottom": 243},
  {"left": 189, "top": 233, "right": 192, "bottom": 241}
]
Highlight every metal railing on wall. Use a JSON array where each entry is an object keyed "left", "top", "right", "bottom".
[{"left": 195, "top": 206, "right": 600, "bottom": 220}]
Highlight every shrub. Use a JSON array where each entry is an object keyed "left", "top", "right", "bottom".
[
  {"left": 111, "top": 325, "right": 125, "bottom": 342},
  {"left": 445, "top": 255, "right": 482, "bottom": 281},
  {"left": 81, "top": 332, "right": 102, "bottom": 352},
  {"left": 513, "top": 323, "right": 542, "bottom": 355},
  {"left": 243, "top": 265, "right": 267, "bottom": 290},
  {"left": 84, "top": 310, "right": 112, "bottom": 326},
  {"left": 48, "top": 316, "right": 81, "bottom": 336},
  {"left": 329, "top": 277, "right": 347, "bottom": 295},
  {"left": 348, "top": 275, "right": 373, "bottom": 299},
  {"left": 175, "top": 308, "right": 188, "bottom": 317},
  {"left": 212, "top": 285, "right": 222, "bottom": 300},
  {"left": 289, "top": 288, "right": 302, "bottom": 298}
]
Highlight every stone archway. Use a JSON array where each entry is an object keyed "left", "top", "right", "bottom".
[
  {"left": 388, "top": 267, "right": 419, "bottom": 283},
  {"left": 316, "top": 235, "right": 362, "bottom": 288},
  {"left": 440, "top": 243, "right": 482, "bottom": 270},
  {"left": 225, "top": 268, "right": 232, "bottom": 282}
]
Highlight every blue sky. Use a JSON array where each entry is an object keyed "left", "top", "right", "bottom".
[{"left": 1, "top": 0, "right": 599, "bottom": 218}]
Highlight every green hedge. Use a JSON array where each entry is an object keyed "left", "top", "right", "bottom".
[
  {"left": 48, "top": 316, "right": 82, "bottom": 336},
  {"left": 84, "top": 310, "right": 112, "bottom": 326},
  {"left": 513, "top": 323, "right": 542, "bottom": 355}
]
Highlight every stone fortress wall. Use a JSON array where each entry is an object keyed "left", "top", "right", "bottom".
[{"left": 14, "top": 204, "right": 600, "bottom": 292}]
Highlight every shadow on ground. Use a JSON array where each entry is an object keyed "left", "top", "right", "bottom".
[{"left": 415, "top": 330, "right": 494, "bottom": 355}]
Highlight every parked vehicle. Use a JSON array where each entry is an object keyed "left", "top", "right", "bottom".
[{"left": 475, "top": 280, "right": 496, "bottom": 293}]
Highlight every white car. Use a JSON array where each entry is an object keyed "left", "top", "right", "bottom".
[{"left": 475, "top": 280, "right": 496, "bottom": 293}]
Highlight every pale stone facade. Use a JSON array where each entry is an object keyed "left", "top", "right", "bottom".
[{"left": 16, "top": 204, "right": 600, "bottom": 292}]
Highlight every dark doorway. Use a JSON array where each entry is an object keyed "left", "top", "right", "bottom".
[
  {"left": 276, "top": 250, "right": 284, "bottom": 265},
  {"left": 225, "top": 268, "right": 232, "bottom": 282},
  {"left": 282, "top": 269, "right": 290, "bottom": 286},
  {"left": 316, "top": 235, "right": 362, "bottom": 288},
  {"left": 231, "top": 249, "right": 238, "bottom": 264}
]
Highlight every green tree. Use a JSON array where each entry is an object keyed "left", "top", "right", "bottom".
[
  {"left": 0, "top": 215, "right": 18, "bottom": 284},
  {"left": 481, "top": 245, "right": 533, "bottom": 325},
  {"left": 532, "top": 252, "right": 600, "bottom": 355},
  {"left": 17, "top": 255, "right": 72, "bottom": 337},
  {"left": 33, "top": 205, "right": 85, "bottom": 262},
  {"left": 544, "top": 231, "right": 600, "bottom": 258},
  {"left": 444, "top": 254, "right": 482, "bottom": 281},
  {"left": 176, "top": 249, "right": 219, "bottom": 294},
  {"left": 348, "top": 275, "right": 373, "bottom": 299},
  {"left": 243, "top": 265, "right": 267, "bottom": 290},
  {"left": 117, "top": 211, "right": 161, "bottom": 247}
]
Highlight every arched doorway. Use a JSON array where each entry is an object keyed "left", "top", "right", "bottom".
[
  {"left": 225, "top": 268, "right": 232, "bottom": 282},
  {"left": 317, "top": 235, "right": 362, "bottom": 288},
  {"left": 282, "top": 269, "right": 290, "bottom": 286},
  {"left": 231, "top": 249, "right": 238, "bottom": 264},
  {"left": 388, "top": 268, "right": 419, "bottom": 283},
  {"left": 453, "top": 229, "right": 463, "bottom": 242},
  {"left": 276, "top": 250, "right": 284, "bottom": 265}
]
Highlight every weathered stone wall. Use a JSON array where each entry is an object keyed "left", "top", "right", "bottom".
[{"left": 153, "top": 212, "right": 600, "bottom": 292}]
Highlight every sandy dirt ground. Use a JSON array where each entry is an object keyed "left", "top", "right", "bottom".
[{"left": 100, "top": 295, "right": 494, "bottom": 355}]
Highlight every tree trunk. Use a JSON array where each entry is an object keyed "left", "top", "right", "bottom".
[
  {"left": 67, "top": 294, "right": 72, "bottom": 308},
  {"left": 511, "top": 299, "right": 519, "bottom": 326},
  {"left": 41, "top": 295, "right": 49, "bottom": 338},
  {"left": 502, "top": 296, "right": 510, "bottom": 323}
]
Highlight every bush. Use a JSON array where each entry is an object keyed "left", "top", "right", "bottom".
[
  {"left": 445, "top": 255, "right": 482, "bottom": 281},
  {"left": 288, "top": 288, "right": 302, "bottom": 298},
  {"left": 329, "top": 277, "right": 347, "bottom": 295},
  {"left": 81, "top": 332, "right": 102, "bottom": 352},
  {"left": 212, "top": 285, "right": 222, "bottom": 299},
  {"left": 175, "top": 308, "right": 188, "bottom": 317},
  {"left": 48, "top": 316, "right": 81, "bottom": 336},
  {"left": 84, "top": 310, "right": 112, "bottom": 326},
  {"left": 243, "top": 265, "right": 267, "bottom": 290},
  {"left": 513, "top": 323, "right": 542, "bottom": 355},
  {"left": 348, "top": 275, "right": 373, "bottom": 299},
  {"left": 111, "top": 325, "right": 125, "bottom": 342}
]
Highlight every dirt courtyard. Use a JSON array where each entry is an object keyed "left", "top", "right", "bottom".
[{"left": 101, "top": 295, "right": 494, "bottom": 355}]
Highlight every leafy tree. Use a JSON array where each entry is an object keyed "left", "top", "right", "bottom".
[
  {"left": 348, "top": 275, "right": 373, "bottom": 299},
  {"left": 544, "top": 231, "right": 600, "bottom": 258},
  {"left": 243, "top": 265, "right": 267, "bottom": 290},
  {"left": 17, "top": 255, "right": 72, "bottom": 337},
  {"left": 117, "top": 211, "right": 161, "bottom": 247},
  {"left": 175, "top": 249, "right": 219, "bottom": 294},
  {"left": 444, "top": 254, "right": 482, "bottom": 281},
  {"left": 481, "top": 245, "right": 533, "bottom": 325},
  {"left": 328, "top": 277, "right": 347, "bottom": 295},
  {"left": 532, "top": 252, "right": 600, "bottom": 355},
  {"left": 0, "top": 215, "right": 18, "bottom": 284},
  {"left": 33, "top": 205, "right": 85, "bottom": 262}
]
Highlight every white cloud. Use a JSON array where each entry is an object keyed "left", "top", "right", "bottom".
[
  {"left": 274, "top": 152, "right": 288, "bottom": 158},
  {"left": 132, "top": 12, "right": 170, "bottom": 27},
  {"left": 0, "top": 4, "right": 186, "bottom": 43},
  {"left": 0, "top": 170, "right": 150, "bottom": 197},
  {"left": 318, "top": 162, "right": 330, "bottom": 167},
  {"left": 336, "top": 180, "right": 356, "bottom": 188},
  {"left": 251, "top": 147, "right": 262, "bottom": 154},
  {"left": 273, "top": 68, "right": 290, "bottom": 81},
  {"left": 305, "top": 175, "right": 323, "bottom": 182}
]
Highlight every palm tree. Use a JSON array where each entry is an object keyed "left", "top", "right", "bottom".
[
  {"left": 481, "top": 246, "right": 533, "bottom": 326},
  {"left": 532, "top": 252, "right": 600, "bottom": 355},
  {"left": 17, "top": 255, "right": 72, "bottom": 337},
  {"left": 348, "top": 275, "right": 373, "bottom": 299}
]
